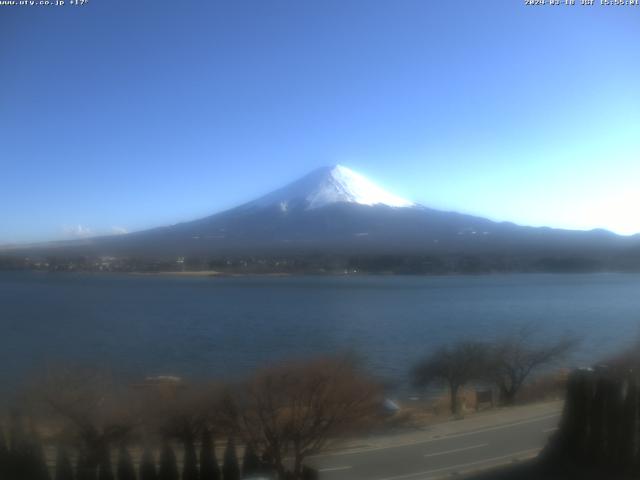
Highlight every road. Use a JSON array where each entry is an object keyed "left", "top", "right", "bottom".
[{"left": 307, "top": 403, "right": 562, "bottom": 480}]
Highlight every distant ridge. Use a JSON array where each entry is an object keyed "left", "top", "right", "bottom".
[{"left": 2, "top": 165, "right": 640, "bottom": 273}]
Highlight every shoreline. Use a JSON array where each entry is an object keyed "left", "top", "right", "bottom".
[
  {"left": 1, "top": 269, "right": 636, "bottom": 278},
  {"left": 128, "top": 270, "right": 293, "bottom": 277}
]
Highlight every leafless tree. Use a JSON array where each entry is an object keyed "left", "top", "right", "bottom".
[
  {"left": 488, "top": 326, "right": 578, "bottom": 405},
  {"left": 138, "top": 381, "right": 219, "bottom": 442},
  {"left": 28, "top": 367, "right": 136, "bottom": 473},
  {"left": 224, "top": 356, "right": 380, "bottom": 479},
  {"left": 412, "top": 341, "right": 489, "bottom": 415}
]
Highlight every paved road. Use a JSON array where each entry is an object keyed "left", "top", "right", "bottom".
[{"left": 308, "top": 406, "right": 561, "bottom": 480}]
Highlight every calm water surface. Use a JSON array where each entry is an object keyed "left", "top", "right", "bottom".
[{"left": 1, "top": 272, "right": 640, "bottom": 393}]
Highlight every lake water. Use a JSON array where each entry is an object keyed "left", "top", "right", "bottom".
[{"left": 1, "top": 271, "right": 640, "bottom": 395}]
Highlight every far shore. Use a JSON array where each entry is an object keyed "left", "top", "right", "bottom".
[{"left": 128, "top": 270, "right": 293, "bottom": 277}]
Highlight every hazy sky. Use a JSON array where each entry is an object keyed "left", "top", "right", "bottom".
[{"left": 1, "top": 0, "right": 639, "bottom": 243}]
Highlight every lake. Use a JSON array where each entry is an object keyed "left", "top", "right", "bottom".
[{"left": 1, "top": 271, "right": 639, "bottom": 395}]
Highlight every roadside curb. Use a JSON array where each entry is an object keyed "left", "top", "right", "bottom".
[{"left": 311, "top": 401, "right": 562, "bottom": 459}]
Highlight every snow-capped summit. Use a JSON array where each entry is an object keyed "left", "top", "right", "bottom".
[{"left": 245, "top": 165, "right": 415, "bottom": 211}]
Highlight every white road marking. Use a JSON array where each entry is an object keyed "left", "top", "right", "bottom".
[
  {"left": 319, "top": 465, "right": 352, "bottom": 472},
  {"left": 311, "top": 412, "right": 560, "bottom": 458},
  {"left": 423, "top": 443, "right": 488, "bottom": 458},
  {"left": 375, "top": 448, "right": 541, "bottom": 480}
]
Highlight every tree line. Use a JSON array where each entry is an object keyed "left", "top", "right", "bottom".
[
  {"left": 0, "top": 332, "right": 578, "bottom": 479},
  {"left": 0, "top": 421, "right": 272, "bottom": 480},
  {"left": 6, "top": 251, "right": 640, "bottom": 275},
  {"left": 412, "top": 326, "right": 578, "bottom": 414},
  {"left": 0, "top": 357, "right": 379, "bottom": 480}
]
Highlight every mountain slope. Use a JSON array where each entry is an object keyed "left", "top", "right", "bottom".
[{"left": 3, "top": 165, "right": 639, "bottom": 269}]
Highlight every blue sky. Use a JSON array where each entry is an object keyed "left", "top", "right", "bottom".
[{"left": 1, "top": 0, "right": 639, "bottom": 243}]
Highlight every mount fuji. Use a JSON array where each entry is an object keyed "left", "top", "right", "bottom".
[
  {"left": 5, "top": 165, "right": 639, "bottom": 272},
  {"left": 243, "top": 165, "right": 415, "bottom": 211}
]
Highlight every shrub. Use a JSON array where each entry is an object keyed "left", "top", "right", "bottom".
[
  {"left": 117, "top": 446, "right": 136, "bottom": 480},
  {"left": 98, "top": 446, "right": 115, "bottom": 480},
  {"left": 301, "top": 466, "right": 318, "bottom": 480},
  {"left": 199, "top": 430, "right": 220, "bottom": 480},
  {"left": 182, "top": 437, "right": 199, "bottom": 480},
  {"left": 54, "top": 446, "right": 74, "bottom": 480},
  {"left": 241, "top": 443, "right": 260, "bottom": 478},
  {"left": 139, "top": 447, "right": 157, "bottom": 480},
  {"left": 76, "top": 449, "right": 98, "bottom": 480},
  {"left": 222, "top": 438, "right": 240, "bottom": 480},
  {"left": 158, "top": 442, "right": 179, "bottom": 480},
  {"left": 0, "top": 427, "right": 7, "bottom": 478}
]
